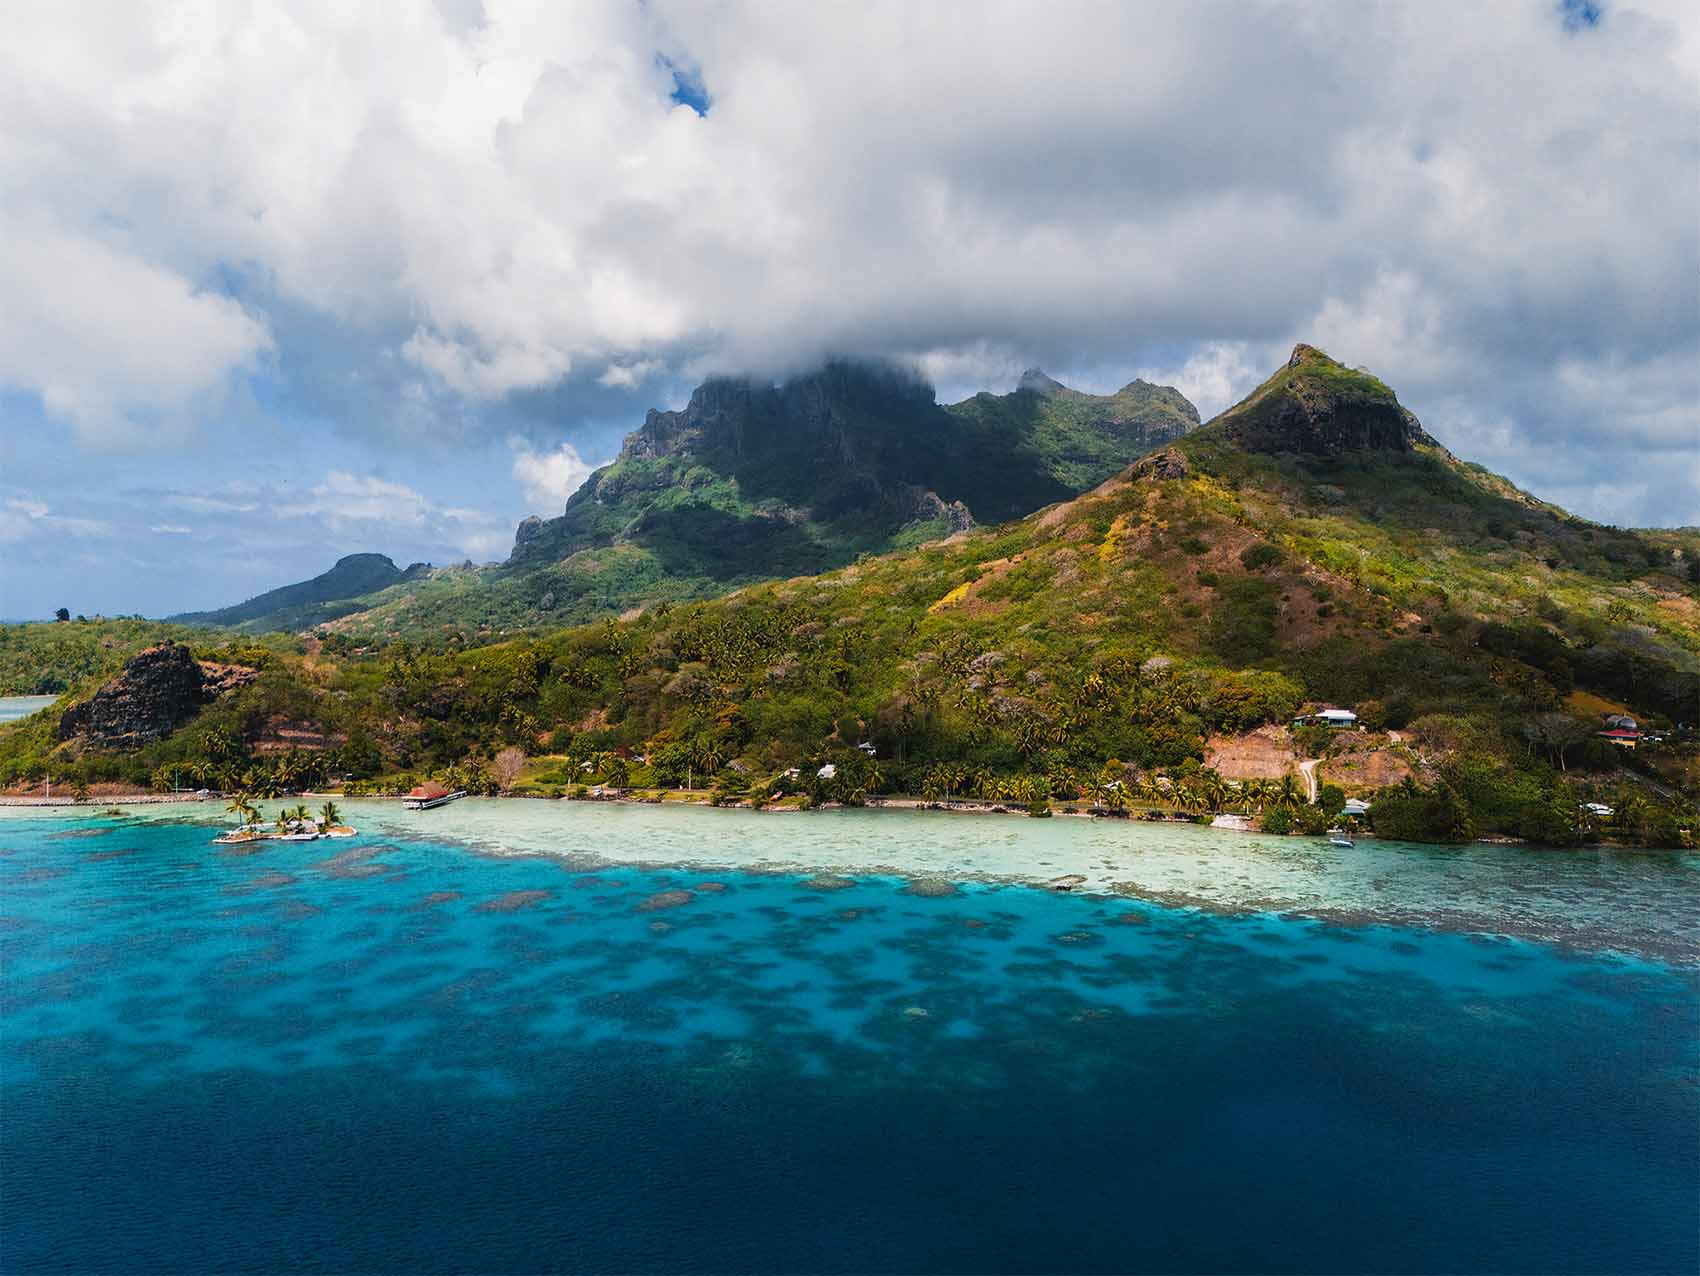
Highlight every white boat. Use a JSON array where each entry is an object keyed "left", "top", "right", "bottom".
[
  {"left": 1327, "top": 829, "right": 1354, "bottom": 848},
  {"left": 403, "top": 788, "right": 467, "bottom": 810}
]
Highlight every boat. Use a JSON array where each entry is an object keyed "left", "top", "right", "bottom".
[
  {"left": 279, "top": 830, "right": 321, "bottom": 842},
  {"left": 1327, "top": 828, "right": 1355, "bottom": 848},
  {"left": 403, "top": 783, "right": 467, "bottom": 811}
]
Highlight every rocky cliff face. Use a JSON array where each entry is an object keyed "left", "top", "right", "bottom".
[
  {"left": 509, "top": 359, "right": 1198, "bottom": 570},
  {"left": 1206, "top": 344, "right": 1437, "bottom": 456},
  {"left": 58, "top": 643, "right": 256, "bottom": 748}
]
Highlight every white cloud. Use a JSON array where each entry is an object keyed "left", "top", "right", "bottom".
[
  {"left": 511, "top": 441, "right": 599, "bottom": 511},
  {"left": 0, "top": 1, "right": 1695, "bottom": 523},
  {"left": 597, "top": 360, "right": 663, "bottom": 390},
  {"left": 1135, "top": 342, "right": 1261, "bottom": 421},
  {"left": 0, "top": 222, "right": 270, "bottom": 446},
  {"left": 0, "top": 496, "right": 111, "bottom": 542},
  {"left": 149, "top": 523, "right": 193, "bottom": 535},
  {"left": 298, "top": 470, "right": 508, "bottom": 560}
]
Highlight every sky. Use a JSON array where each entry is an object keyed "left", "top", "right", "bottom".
[{"left": 2, "top": 0, "right": 1696, "bottom": 619}]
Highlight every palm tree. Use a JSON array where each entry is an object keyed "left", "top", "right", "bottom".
[
  {"left": 1197, "top": 769, "right": 1231, "bottom": 814},
  {"left": 1275, "top": 773, "right": 1306, "bottom": 810},
  {"left": 319, "top": 801, "right": 341, "bottom": 830},
  {"left": 227, "top": 795, "right": 251, "bottom": 826},
  {"left": 1169, "top": 780, "right": 1204, "bottom": 813},
  {"left": 694, "top": 738, "right": 726, "bottom": 778}
]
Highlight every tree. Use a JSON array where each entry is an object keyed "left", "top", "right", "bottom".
[
  {"left": 1521, "top": 712, "right": 1590, "bottom": 772},
  {"left": 54, "top": 608, "right": 70, "bottom": 623},
  {"left": 1196, "top": 769, "right": 1231, "bottom": 813},
  {"left": 319, "top": 801, "right": 341, "bottom": 830},
  {"left": 492, "top": 746, "right": 527, "bottom": 792},
  {"left": 1274, "top": 773, "right": 1305, "bottom": 810}
]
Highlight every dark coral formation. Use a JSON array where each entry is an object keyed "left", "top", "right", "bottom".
[{"left": 637, "top": 889, "right": 696, "bottom": 911}]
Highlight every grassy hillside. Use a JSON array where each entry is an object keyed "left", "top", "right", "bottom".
[{"left": 8, "top": 347, "right": 1695, "bottom": 845}]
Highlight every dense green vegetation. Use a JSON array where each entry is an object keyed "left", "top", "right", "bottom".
[
  {"left": 0, "top": 619, "right": 203, "bottom": 694},
  {"left": 6, "top": 346, "right": 1695, "bottom": 848}
]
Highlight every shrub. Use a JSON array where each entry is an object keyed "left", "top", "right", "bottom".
[
  {"left": 1208, "top": 578, "right": 1279, "bottom": 665},
  {"left": 1317, "top": 783, "right": 1346, "bottom": 816},
  {"left": 1370, "top": 784, "right": 1475, "bottom": 844},
  {"left": 1239, "top": 542, "right": 1283, "bottom": 572}
]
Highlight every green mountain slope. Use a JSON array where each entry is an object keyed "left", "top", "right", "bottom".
[
  {"left": 10, "top": 346, "right": 1696, "bottom": 843},
  {"left": 170, "top": 553, "right": 426, "bottom": 633},
  {"left": 307, "top": 361, "right": 1198, "bottom": 641}
]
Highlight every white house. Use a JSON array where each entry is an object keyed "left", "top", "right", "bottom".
[
  {"left": 1316, "top": 708, "right": 1358, "bottom": 727},
  {"left": 816, "top": 763, "right": 837, "bottom": 780},
  {"left": 1342, "top": 797, "right": 1371, "bottom": 817}
]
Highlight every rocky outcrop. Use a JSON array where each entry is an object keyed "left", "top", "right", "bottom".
[
  {"left": 508, "top": 359, "right": 1200, "bottom": 570},
  {"left": 1206, "top": 344, "right": 1436, "bottom": 456},
  {"left": 513, "top": 515, "right": 546, "bottom": 548},
  {"left": 904, "top": 487, "right": 975, "bottom": 534},
  {"left": 58, "top": 643, "right": 256, "bottom": 749},
  {"left": 1131, "top": 448, "right": 1190, "bottom": 481}
]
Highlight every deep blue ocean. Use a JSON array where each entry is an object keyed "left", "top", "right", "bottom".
[{"left": 2, "top": 810, "right": 1696, "bottom": 1274}]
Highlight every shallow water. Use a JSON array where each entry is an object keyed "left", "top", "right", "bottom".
[
  {"left": 2, "top": 808, "right": 1696, "bottom": 1273},
  {"left": 0, "top": 694, "right": 56, "bottom": 724}
]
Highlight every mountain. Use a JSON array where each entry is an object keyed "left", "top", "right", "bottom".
[
  {"left": 318, "top": 360, "right": 1199, "bottom": 639},
  {"left": 510, "top": 359, "right": 1198, "bottom": 574},
  {"left": 13, "top": 344, "right": 1695, "bottom": 845},
  {"left": 169, "top": 553, "right": 427, "bottom": 633}
]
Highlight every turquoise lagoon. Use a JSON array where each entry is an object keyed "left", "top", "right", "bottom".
[
  {"left": 0, "top": 695, "right": 56, "bottom": 724},
  {"left": 2, "top": 801, "right": 1696, "bottom": 1273}
]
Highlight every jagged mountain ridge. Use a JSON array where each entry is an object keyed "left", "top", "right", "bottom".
[
  {"left": 509, "top": 359, "right": 1199, "bottom": 572},
  {"left": 280, "top": 360, "right": 1200, "bottom": 639}
]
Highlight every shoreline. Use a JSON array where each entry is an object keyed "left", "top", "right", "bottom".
[
  {"left": 2, "top": 794, "right": 1694, "bottom": 964},
  {"left": 0, "top": 785, "right": 1675, "bottom": 851}
]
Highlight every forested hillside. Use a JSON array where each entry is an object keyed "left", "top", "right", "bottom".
[{"left": 5, "top": 347, "right": 1695, "bottom": 845}]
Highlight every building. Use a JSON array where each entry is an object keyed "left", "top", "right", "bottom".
[
  {"left": 1295, "top": 708, "right": 1359, "bottom": 729},
  {"left": 1342, "top": 797, "right": 1371, "bottom": 817}
]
